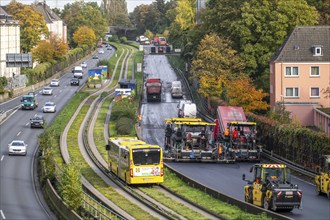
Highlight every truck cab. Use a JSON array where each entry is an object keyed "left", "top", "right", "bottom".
[{"left": 21, "top": 94, "right": 38, "bottom": 110}]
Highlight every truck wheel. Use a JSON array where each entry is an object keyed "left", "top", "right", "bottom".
[
  {"left": 316, "top": 186, "right": 322, "bottom": 195},
  {"left": 245, "top": 188, "right": 253, "bottom": 203},
  {"left": 327, "top": 192, "right": 330, "bottom": 199},
  {"left": 262, "top": 197, "right": 270, "bottom": 210}
]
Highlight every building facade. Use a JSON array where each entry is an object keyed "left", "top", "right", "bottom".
[
  {"left": 32, "top": 1, "right": 67, "bottom": 43},
  {"left": 0, "top": 7, "right": 20, "bottom": 78},
  {"left": 270, "top": 26, "right": 330, "bottom": 127}
]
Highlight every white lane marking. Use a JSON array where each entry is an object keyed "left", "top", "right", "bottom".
[
  {"left": 0, "top": 210, "right": 6, "bottom": 219},
  {"left": 25, "top": 122, "right": 29, "bottom": 126},
  {"left": 17, "top": 131, "right": 21, "bottom": 136},
  {"left": 1, "top": 155, "right": 4, "bottom": 161}
]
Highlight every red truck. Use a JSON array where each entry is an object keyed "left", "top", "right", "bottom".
[
  {"left": 153, "top": 36, "right": 167, "bottom": 46},
  {"left": 146, "top": 78, "right": 162, "bottom": 102},
  {"left": 214, "top": 106, "right": 260, "bottom": 161}
]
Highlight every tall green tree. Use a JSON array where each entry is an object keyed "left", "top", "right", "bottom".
[
  {"left": 102, "top": 0, "right": 128, "bottom": 26},
  {"left": 61, "top": 2, "right": 107, "bottom": 46},
  {"left": 58, "top": 162, "right": 82, "bottom": 211},
  {"left": 7, "top": 2, "right": 48, "bottom": 52},
  {"left": 203, "top": 0, "right": 319, "bottom": 91},
  {"left": 73, "top": 26, "right": 97, "bottom": 46}
]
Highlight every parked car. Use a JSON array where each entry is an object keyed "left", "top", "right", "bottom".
[
  {"left": 8, "top": 140, "right": 27, "bottom": 156},
  {"left": 43, "top": 101, "right": 56, "bottom": 113},
  {"left": 30, "top": 114, "right": 45, "bottom": 128},
  {"left": 92, "top": 55, "right": 99, "bottom": 59},
  {"left": 81, "top": 62, "right": 87, "bottom": 68},
  {"left": 98, "top": 50, "right": 104, "bottom": 54},
  {"left": 70, "top": 78, "right": 80, "bottom": 86},
  {"left": 50, "top": 79, "right": 60, "bottom": 87},
  {"left": 42, "top": 86, "right": 53, "bottom": 95}
]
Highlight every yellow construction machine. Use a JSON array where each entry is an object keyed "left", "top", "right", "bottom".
[{"left": 315, "top": 155, "right": 330, "bottom": 198}]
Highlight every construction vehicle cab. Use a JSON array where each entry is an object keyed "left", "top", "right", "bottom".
[
  {"left": 164, "top": 118, "right": 234, "bottom": 163},
  {"left": 224, "top": 121, "right": 260, "bottom": 161},
  {"left": 315, "top": 155, "right": 330, "bottom": 198},
  {"left": 243, "top": 164, "right": 302, "bottom": 211}
]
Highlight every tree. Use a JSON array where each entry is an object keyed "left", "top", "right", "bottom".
[
  {"left": 58, "top": 161, "right": 82, "bottom": 211},
  {"left": 113, "top": 13, "right": 133, "bottom": 27},
  {"left": 226, "top": 76, "right": 269, "bottom": 112},
  {"left": 61, "top": 2, "right": 107, "bottom": 46},
  {"left": 73, "top": 26, "right": 97, "bottom": 46},
  {"left": 191, "top": 33, "right": 244, "bottom": 98},
  {"left": 49, "top": 34, "right": 69, "bottom": 59},
  {"left": 102, "top": 0, "right": 128, "bottom": 26},
  {"left": 32, "top": 41, "right": 55, "bottom": 63},
  {"left": 7, "top": 2, "right": 48, "bottom": 52}
]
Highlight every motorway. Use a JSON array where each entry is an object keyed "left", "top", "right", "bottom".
[
  {"left": 141, "top": 54, "right": 330, "bottom": 220},
  {"left": 0, "top": 47, "right": 114, "bottom": 219}
]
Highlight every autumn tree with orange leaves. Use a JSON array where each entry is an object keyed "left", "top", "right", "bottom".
[{"left": 226, "top": 76, "right": 269, "bottom": 112}]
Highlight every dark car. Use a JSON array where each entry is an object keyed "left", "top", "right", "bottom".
[
  {"left": 70, "top": 78, "right": 80, "bottom": 86},
  {"left": 92, "top": 55, "right": 99, "bottom": 59},
  {"left": 30, "top": 114, "right": 45, "bottom": 128}
]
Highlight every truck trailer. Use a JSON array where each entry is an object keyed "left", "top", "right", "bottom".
[{"left": 146, "top": 78, "right": 162, "bottom": 102}]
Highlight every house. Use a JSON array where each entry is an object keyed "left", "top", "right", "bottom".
[
  {"left": 0, "top": 7, "right": 20, "bottom": 79},
  {"left": 32, "top": 1, "right": 67, "bottom": 43},
  {"left": 270, "top": 26, "right": 330, "bottom": 133}
]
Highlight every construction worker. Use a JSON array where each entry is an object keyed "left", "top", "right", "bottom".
[
  {"left": 232, "top": 128, "right": 239, "bottom": 139},
  {"left": 138, "top": 114, "right": 142, "bottom": 126}
]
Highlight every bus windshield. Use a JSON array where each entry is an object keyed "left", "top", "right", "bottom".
[{"left": 132, "top": 148, "right": 161, "bottom": 165}]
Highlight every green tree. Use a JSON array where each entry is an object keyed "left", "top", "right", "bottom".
[
  {"left": 61, "top": 2, "right": 107, "bottom": 46},
  {"left": 73, "top": 26, "right": 97, "bottom": 46},
  {"left": 0, "top": 77, "right": 8, "bottom": 90},
  {"left": 113, "top": 13, "right": 133, "bottom": 27},
  {"left": 102, "top": 0, "right": 128, "bottom": 26},
  {"left": 49, "top": 34, "right": 69, "bottom": 59},
  {"left": 191, "top": 33, "right": 244, "bottom": 98},
  {"left": 58, "top": 162, "right": 82, "bottom": 212},
  {"left": 7, "top": 2, "right": 48, "bottom": 52}
]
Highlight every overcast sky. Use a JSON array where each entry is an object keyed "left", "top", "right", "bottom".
[{"left": 0, "top": 0, "right": 154, "bottom": 13}]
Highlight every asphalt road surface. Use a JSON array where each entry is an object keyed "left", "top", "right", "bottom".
[
  {"left": 141, "top": 54, "right": 330, "bottom": 220},
  {"left": 0, "top": 46, "right": 114, "bottom": 219}
]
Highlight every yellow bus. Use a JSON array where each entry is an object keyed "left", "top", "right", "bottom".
[{"left": 107, "top": 137, "right": 164, "bottom": 184}]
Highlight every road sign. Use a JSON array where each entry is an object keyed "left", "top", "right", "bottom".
[{"left": 6, "top": 53, "right": 32, "bottom": 67}]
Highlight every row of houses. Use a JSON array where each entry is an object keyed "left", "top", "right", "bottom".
[{"left": 0, "top": 1, "right": 67, "bottom": 79}]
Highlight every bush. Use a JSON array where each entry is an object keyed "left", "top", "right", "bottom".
[
  {"left": 116, "top": 117, "right": 133, "bottom": 135},
  {"left": 120, "top": 36, "right": 127, "bottom": 43},
  {"left": 111, "top": 99, "right": 136, "bottom": 121}
]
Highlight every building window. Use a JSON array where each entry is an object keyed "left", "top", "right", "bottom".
[
  {"left": 313, "top": 46, "right": 323, "bottom": 56},
  {"left": 285, "top": 87, "right": 299, "bottom": 98},
  {"left": 310, "top": 87, "right": 320, "bottom": 98},
  {"left": 310, "top": 66, "right": 320, "bottom": 77},
  {"left": 285, "top": 67, "right": 299, "bottom": 76}
]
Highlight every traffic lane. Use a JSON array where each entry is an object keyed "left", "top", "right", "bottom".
[
  {"left": 166, "top": 162, "right": 330, "bottom": 220},
  {"left": 0, "top": 112, "right": 49, "bottom": 219}
]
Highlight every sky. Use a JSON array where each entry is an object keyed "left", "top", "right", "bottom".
[{"left": 0, "top": 0, "right": 154, "bottom": 13}]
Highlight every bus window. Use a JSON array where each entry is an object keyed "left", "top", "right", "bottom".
[{"left": 132, "top": 149, "right": 161, "bottom": 165}]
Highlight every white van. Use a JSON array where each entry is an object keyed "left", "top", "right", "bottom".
[
  {"left": 182, "top": 102, "right": 197, "bottom": 118},
  {"left": 73, "top": 66, "right": 83, "bottom": 79},
  {"left": 171, "top": 81, "right": 183, "bottom": 98}
]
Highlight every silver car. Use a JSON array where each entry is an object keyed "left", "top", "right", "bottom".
[
  {"left": 43, "top": 101, "right": 56, "bottom": 113},
  {"left": 8, "top": 140, "right": 27, "bottom": 156},
  {"left": 50, "top": 79, "right": 60, "bottom": 87},
  {"left": 42, "top": 86, "right": 53, "bottom": 95}
]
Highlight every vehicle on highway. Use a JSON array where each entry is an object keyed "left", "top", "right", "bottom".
[
  {"left": 30, "top": 114, "right": 45, "bottom": 128},
  {"left": 42, "top": 86, "right": 53, "bottom": 95},
  {"left": 73, "top": 66, "right": 83, "bottom": 79},
  {"left": 315, "top": 155, "right": 330, "bottom": 198},
  {"left": 243, "top": 164, "right": 302, "bottom": 211},
  {"left": 21, "top": 94, "right": 38, "bottom": 110},
  {"left": 107, "top": 47, "right": 112, "bottom": 50},
  {"left": 93, "top": 55, "right": 99, "bottom": 59},
  {"left": 107, "top": 137, "right": 164, "bottom": 184},
  {"left": 28, "top": 91, "right": 36, "bottom": 97},
  {"left": 42, "top": 101, "right": 56, "bottom": 113},
  {"left": 50, "top": 79, "right": 60, "bottom": 87},
  {"left": 8, "top": 140, "right": 27, "bottom": 156},
  {"left": 171, "top": 81, "right": 183, "bottom": 98},
  {"left": 81, "top": 62, "right": 87, "bottom": 68},
  {"left": 70, "top": 78, "right": 80, "bottom": 86},
  {"left": 98, "top": 49, "right": 104, "bottom": 54}
]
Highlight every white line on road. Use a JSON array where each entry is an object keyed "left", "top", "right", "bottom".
[
  {"left": 1, "top": 155, "right": 4, "bottom": 161},
  {"left": 25, "top": 122, "right": 29, "bottom": 126},
  {"left": 17, "top": 131, "right": 21, "bottom": 136},
  {"left": 0, "top": 210, "right": 6, "bottom": 219}
]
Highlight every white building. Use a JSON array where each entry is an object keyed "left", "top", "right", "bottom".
[
  {"left": 32, "top": 1, "right": 67, "bottom": 43},
  {"left": 0, "top": 7, "right": 20, "bottom": 78}
]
